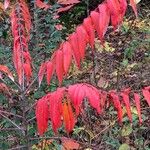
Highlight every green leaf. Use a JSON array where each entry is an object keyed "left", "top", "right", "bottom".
[
  {"left": 119, "top": 143, "right": 130, "bottom": 150},
  {"left": 121, "top": 124, "right": 133, "bottom": 136}
]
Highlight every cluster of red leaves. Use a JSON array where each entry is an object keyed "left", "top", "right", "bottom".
[
  {"left": 36, "top": 0, "right": 80, "bottom": 13},
  {"left": 36, "top": 83, "right": 150, "bottom": 135},
  {"left": 38, "top": 0, "right": 137, "bottom": 87},
  {"left": 10, "top": 0, "right": 32, "bottom": 85}
]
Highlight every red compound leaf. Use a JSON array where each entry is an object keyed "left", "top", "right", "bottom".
[{"left": 11, "top": 1, "right": 32, "bottom": 85}]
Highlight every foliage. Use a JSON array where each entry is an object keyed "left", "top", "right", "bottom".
[{"left": 0, "top": 0, "right": 150, "bottom": 149}]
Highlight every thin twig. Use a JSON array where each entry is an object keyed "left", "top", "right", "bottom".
[
  {"left": 24, "top": 75, "right": 38, "bottom": 95},
  {"left": 0, "top": 110, "right": 23, "bottom": 118},
  {"left": 27, "top": 116, "right": 36, "bottom": 123},
  {"left": 8, "top": 145, "right": 27, "bottom": 150},
  {"left": 0, "top": 113, "right": 25, "bottom": 135},
  {"left": 0, "top": 128, "right": 21, "bottom": 131},
  {"left": 25, "top": 102, "right": 36, "bottom": 113}
]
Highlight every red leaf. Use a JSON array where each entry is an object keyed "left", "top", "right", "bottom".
[
  {"left": 134, "top": 93, "right": 142, "bottom": 124},
  {"left": 62, "top": 41, "right": 72, "bottom": 74},
  {"left": 84, "top": 84, "right": 101, "bottom": 114},
  {"left": 90, "top": 11, "right": 100, "bottom": 37},
  {"left": 109, "top": 90, "right": 123, "bottom": 123},
  {"left": 46, "top": 61, "right": 54, "bottom": 85},
  {"left": 36, "top": 97, "right": 49, "bottom": 135},
  {"left": 62, "top": 100, "right": 75, "bottom": 133},
  {"left": 35, "top": 0, "right": 50, "bottom": 10},
  {"left": 56, "top": 50, "right": 64, "bottom": 86},
  {"left": 69, "top": 33, "right": 81, "bottom": 68},
  {"left": 61, "top": 138, "right": 80, "bottom": 150},
  {"left": 142, "top": 87, "right": 150, "bottom": 107},
  {"left": 106, "top": 0, "right": 122, "bottom": 29},
  {"left": 4, "top": 0, "right": 10, "bottom": 10},
  {"left": 38, "top": 62, "right": 46, "bottom": 87},
  {"left": 68, "top": 84, "right": 85, "bottom": 116},
  {"left": 23, "top": 63, "right": 32, "bottom": 83},
  {"left": 120, "top": 88, "right": 132, "bottom": 122},
  {"left": 98, "top": 2, "right": 110, "bottom": 42},
  {"left": 119, "top": 0, "right": 127, "bottom": 19},
  {"left": 57, "top": 5, "right": 74, "bottom": 13},
  {"left": 0, "top": 65, "right": 14, "bottom": 81},
  {"left": 58, "top": 0, "right": 80, "bottom": 5},
  {"left": 83, "top": 17, "right": 95, "bottom": 50},
  {"left": 76, "top": 25, "right": 88, "bottom": 59},
  {"left": 49, "top": 88, "right": 65, "bottom": 133},
  {"left": 130, "top": 0, "right": 138, "bottom": 17}
]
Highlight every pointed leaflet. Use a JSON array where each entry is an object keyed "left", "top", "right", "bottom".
[
  {"left": 142, "top": 87, "right": 150, "bottom": 107},
  {"left": 23, "top": 63, "right": 32, "bottom": 83},
  {"left": 56, "top": 50, "right": 64, "bottom": 86},
  {"left": 106, "top": 0, "right": 122, "bottom": 29},
  {"left": 130, "top": 0, "right": 138, "bottom": 17},
  {"left": 83, "top": 17, "right": 95, "bottom": 50},
  {"left": 57, "top": 5, "right": 74, "bottom": 13},
  {"left": 119, "top": 0, "right": 127, "bottom": 20},
  {"left": 120, "top": 88, "right": 132, "bottom": 122},
  {"left": 4, "top": 0, "right": 10, "bottom": 10},
  {"left": 84, "top": 84, "right": 101, "bottom": 114},
  {"left": 98, "top": 2, "right": 110, "bottom": 42},
  {"left": 46, "top": 61, "right": 54, "bottom": 85},
  {"left": 90, "top": 11, "right": 100, "bottom": 39},
  {"left": 62, "top": 41, "right": 72, "bottom": 74},
  {"left": 36, "top": 97, "right": 49, "bottom": 135},
  {"left": 134, "top": 93, "right": 142, "bottom": 124},
  {"left": 68, "top": 84, "right": 85, "bottom": 116},
  {"left": 0, "top": 65, "right": 14, "bottom": 81},
  {"left": 38, "top": 62, "right": 46, "bottom": 87},
  {"left": 49, "top": 88, "right": 65, "bottom": 133},
  {"left": 76, "top": 25, "right": 88, "bottom": 59},
  {"left": 62, "top": 100, "right": 75, "bottom": 133},
  {"left": 58, "top": 0, "right": 80, "bottom": 5},
  {"left": 35, "top": 0, "right": 50, "bottom": 10},
  {"left": 69, "top": 33, "right": 81, "bottom": 68},
  {"left": 109, "top": 90, "right": 123, "bottom": 123}
]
